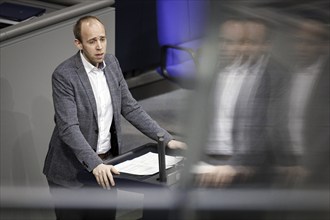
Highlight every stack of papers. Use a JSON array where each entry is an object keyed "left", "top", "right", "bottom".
[{"left": 114, "top": 152, "right": 183, "bottom": 175}]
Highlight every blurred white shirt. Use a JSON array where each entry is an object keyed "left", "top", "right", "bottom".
[
  {"left": 207, "top": 56, "right": 248, "bottom": 155},
  {"left": 207, "top": 55, "right": 267, "bottom": 155},
  {"left": 288, "top": 59, "right": 322, "bottom": 154}
]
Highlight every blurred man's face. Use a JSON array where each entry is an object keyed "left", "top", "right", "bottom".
[
  {"left": 218, "top": 20, "right": 269, "bottom": 66},
  {"left": 243, "top": 21, "right": 269, "bottom": 63},
  {"left": 218, "top": 20, "right": 245, "bottom": 65}
]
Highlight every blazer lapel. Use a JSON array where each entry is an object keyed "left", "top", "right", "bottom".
[
  {"left": 104, "top": 60, "right": 120, "bottom": 120},
  {"left": 74, "top": 53, "right": 98, "bottom": 122}
]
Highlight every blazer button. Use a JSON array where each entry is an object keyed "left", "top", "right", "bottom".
[{"left": 95, "top": 129, "right": 99, "bottom": 134}]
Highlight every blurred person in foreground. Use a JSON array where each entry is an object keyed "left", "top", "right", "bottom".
[
  {"left": 43, "top": 15, "right": 186, "bottom": 220},
  {"left": 194, "top": 17, "right": 272, "bottom": 187},
  {"left": 194, "top": 16, "right": 296, "bottom": 188},
  {"left": 274, "top": 13, "right": 329, "bottom": 188}
]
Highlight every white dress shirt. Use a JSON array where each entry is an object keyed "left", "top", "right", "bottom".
[{"left": 80, "top": 52, "right": 113, "bottom": 154}]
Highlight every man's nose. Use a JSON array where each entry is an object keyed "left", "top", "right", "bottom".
[{"left": 96, "top": 40, "right": 102, "bottom": 49}]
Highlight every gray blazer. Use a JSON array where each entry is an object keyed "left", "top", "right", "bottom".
[{"left": 43, "top": 52, "right": 173, "bottom": 188}]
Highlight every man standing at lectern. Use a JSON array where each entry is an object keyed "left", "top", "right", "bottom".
[{"left": 43, "top": 15, "right": 185, "bottom": 220}]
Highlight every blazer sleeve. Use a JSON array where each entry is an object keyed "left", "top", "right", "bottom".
[
  {"left": 52, "top": 65, "right": 103, "bottom": 172},
  {"left": 110, "top": 55, "right": 173, "bottom": 144}
]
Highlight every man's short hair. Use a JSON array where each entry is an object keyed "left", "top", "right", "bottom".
[{"left": 73, "top": 15, "right": 103, "bottom": 42}]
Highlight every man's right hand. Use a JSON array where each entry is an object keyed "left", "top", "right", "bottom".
[
  {"left": 196, "top": 165, "right": 255, "bottom": 188},
  {"left": 92, "top": 164, "right": 120, "bottom": 190}
]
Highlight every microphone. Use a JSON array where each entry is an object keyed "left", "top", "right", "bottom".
[{"left": 157, "top": 132, "right": 167, "bottom": 183}]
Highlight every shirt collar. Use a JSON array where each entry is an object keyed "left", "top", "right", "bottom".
[{"left": 80, "top": 51, "right": 106, "bottom": 74}]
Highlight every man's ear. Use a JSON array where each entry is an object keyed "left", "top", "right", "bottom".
[{"left": 74, "top": 39, "right": 83, "bottom": 50}]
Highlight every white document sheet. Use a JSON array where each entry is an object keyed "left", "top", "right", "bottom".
[{"left": 114, "top": 152, "right": 183, "bottom": 175}]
